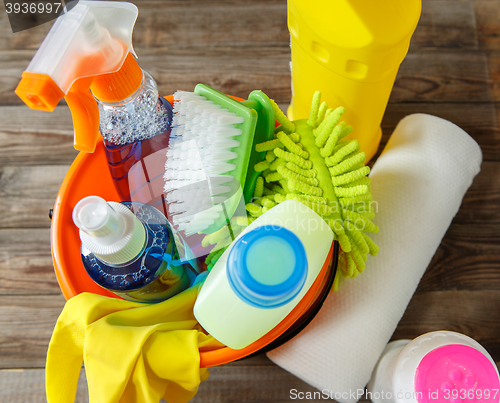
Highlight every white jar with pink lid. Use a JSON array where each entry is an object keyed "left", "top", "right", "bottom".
[{"left": 367, "top": 331, "right": 500, "bottom": 403}]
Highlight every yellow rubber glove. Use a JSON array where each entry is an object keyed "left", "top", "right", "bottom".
[{"left": 46, "top": 284, "right": 225, "bottom": 403}]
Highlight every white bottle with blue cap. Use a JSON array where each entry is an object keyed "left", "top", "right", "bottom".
[{"left": 194, "top": 199, "right": 334, "bottom": 349}]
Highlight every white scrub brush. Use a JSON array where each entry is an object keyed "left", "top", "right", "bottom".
[{"left": 163, "top": 84, "right": 275, "bottom": 236}]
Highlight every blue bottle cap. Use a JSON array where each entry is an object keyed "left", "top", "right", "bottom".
[{"left": 227, "top": 225, "right": 308, "bottom": 309}]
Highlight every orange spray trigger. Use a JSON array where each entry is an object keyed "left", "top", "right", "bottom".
[
  {"left": 15, "top": 1, "right": 139, "bottom": 153},
  {"left": 66, "top": 77, "right": 100, "bottom": 153},
  {"left": 15, "top": 72, "right": 64, "bottom": 112},
  {"left": 15, "top": 73, "right": 99, "bottom": 152}
]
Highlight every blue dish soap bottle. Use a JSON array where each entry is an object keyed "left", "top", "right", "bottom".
[
  {"left": 15, "top": 1, "right": 171, "bottom": 209},
  {"left": 72, "top": 196, "right": 200, "bottom": 303}
]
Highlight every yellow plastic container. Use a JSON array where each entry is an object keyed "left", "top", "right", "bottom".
[{"left": 287, "top": 0, "right": 421, "bottom": 161}]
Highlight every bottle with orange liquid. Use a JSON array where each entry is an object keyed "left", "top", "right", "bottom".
[{"left": 15, "top": 1, "right": 170, "bottom": 209}]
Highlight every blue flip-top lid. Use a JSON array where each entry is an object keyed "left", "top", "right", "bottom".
[{"left": 227, "top": 225, "right": 308, "bottom": 309}]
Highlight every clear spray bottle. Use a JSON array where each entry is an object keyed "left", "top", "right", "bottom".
[{"left": 15, "top": 1, "right": 171, "bottom": 208}]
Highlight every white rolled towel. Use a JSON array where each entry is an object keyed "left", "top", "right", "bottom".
[{"left": 267, "top": 114, "right": 483, "bottom": 403}]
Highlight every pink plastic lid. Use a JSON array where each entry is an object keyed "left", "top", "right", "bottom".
[{"left": 415, "top": 344, "right": 500, "bottom": 403}]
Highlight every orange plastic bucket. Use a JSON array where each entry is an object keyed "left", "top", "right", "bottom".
[{"left": 50, "top": 95, "right": 338, "bottom": 367}]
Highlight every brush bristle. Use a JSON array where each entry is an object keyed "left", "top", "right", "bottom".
[{"left": 164, "top": 91, "right": 243, "bottom": 235}]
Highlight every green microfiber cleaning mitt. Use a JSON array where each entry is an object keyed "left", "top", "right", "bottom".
[
  {"left": 248, "top": 92, "right": 379, "bottom": 290},
  {"left": 204, "top": 92, "right": 379, "bottom": 290}
]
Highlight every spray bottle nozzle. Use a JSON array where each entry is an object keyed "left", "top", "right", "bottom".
[{"left": 15, "top": 1, "right": 140, "bottom": 153}]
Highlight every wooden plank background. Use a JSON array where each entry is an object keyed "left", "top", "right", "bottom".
[{"left": 0, "top": 0, "right": 499, "bottom": 401}]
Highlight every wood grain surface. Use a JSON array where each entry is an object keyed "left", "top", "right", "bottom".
[{"left": 0, "top": 0, "right": 499, "bottom": 402}]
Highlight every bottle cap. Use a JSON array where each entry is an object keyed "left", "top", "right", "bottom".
[
  {"left": 73, "top": 196, "right": 146, "bottom": 265},
  {"left": 288, "top": 0, "right": 422, "bottom": 81},
  {"left": 15, "top": 1, "right": 141, "bottom": 153},
  {"left": 227, "top": 225, "right": 308, "bottom": 308},
  {"left": 415, "top": 344, "right": 500, "bottom": 403},
  {"left": 90, "top": 52, "right": 143, "bottom": 103}
]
